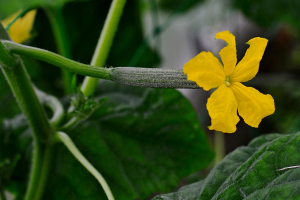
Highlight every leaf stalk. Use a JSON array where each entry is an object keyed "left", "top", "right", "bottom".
[
  {"left": 54, "top": 131, "right": 115, "bottom": 200},
  {"left": 46, "top": 6, "right": 73, "bottom": 94},
  {"left": 81, "top": 0, "right": 127, "bottom": 96}
]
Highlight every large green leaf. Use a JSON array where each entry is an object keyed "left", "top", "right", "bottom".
[
  {"left": 153, "top": 132, "right": 300, "bottom": 199},
  {"left": 43, "top": 81, "right": 214, "bottom": 200}
]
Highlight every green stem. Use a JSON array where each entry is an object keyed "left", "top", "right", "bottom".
[
  {"left": 28, "top": 144, "right": 52, "bottom": 200},
  {"left": 61, "top": 117, "right": 81, "bottom": 131},
  {"left": 2, "top": 40, "right": 112, "bottom": 79},
  {"left": 214, "top": 131, "right": 225, "bottom": 165},
  {"left": 81, "top": 0, "right": 127, "bottom": 96},
  {"left": 46, "top": 6, "right": 73, "bottom": 94},
  {"left": 54, "top": 131, "right": 115, "bottom": 200},
  {"left": 2, "top": 40, "right": 199, "bottom": 89},
  {"left": 0, "top": 25, "right": 53, "bottom": 200}
]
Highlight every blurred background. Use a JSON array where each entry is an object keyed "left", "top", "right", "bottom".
[
  {"left": 1, "top": 0, "right": 300, "bottom": 198},
  {"left": 141, "top": 0, "right": 300, "bottom": 154}
]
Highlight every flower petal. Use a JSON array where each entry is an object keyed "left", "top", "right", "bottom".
[
  {"left": 183, "top": 51, "right": 225, "bottom": 91},
  {"left": 230, "top": 37, "right": 268, "bottom": 83},
  {"left": 215, "top": 31, "right": 237, "bottom": 76},
  {"left": 230, "top": 82, "right": 275, "bottom": 128},
  {"left": 207, "top": 83, "right": 239, "bottom": 133},
  {"left": 1, "top": 10, "right": 37, "bottom": 43}
]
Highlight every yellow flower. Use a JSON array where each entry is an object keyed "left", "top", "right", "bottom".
[
  {"left": 1, "top": 9, "right": 36, "bottom": 43},
  {"left": 183, "top": 30, "right": 275, "bottom": 133}
]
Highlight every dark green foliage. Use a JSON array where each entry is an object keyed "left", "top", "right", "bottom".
[
  {"left": 232, "top": 0, "right": 300, "bottom": 35},
  {"left": 158, "top": 0, "right": 204, "bottom": 13},
  {"left": 0, "top": 115, "right": 31, "bottom": 199},
  {"left": 0, "top": 1, "right": 213, "bottom": 198},
  {"left": 61, "top": 0, "right": 160, "bottom": 68},
  {"left": 41, "top": 81, "right": 214, "bottom": 199},
  {"left": 154, "top": 133, "right": 300, "bottom": 200}
]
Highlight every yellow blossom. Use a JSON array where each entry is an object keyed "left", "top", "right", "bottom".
[
  {"left": 183, "top": 30, "right": 275, "bottom": 133},
  {"left": 1, "top": 9, "right": 36, "bottom": 43}
]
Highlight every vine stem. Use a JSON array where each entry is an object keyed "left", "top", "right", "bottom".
[
  {"left": 2, "top": 40, "right": 112, "bottom": 79},
  {"left": 34, "top": 87, "right": 65, "bottom": 127},
  {"left": 214, "top": 131, "right": 225, "bottom": 165},
  {"left": 0, "top": 24, "right": 53, "bottom": 200},
  {"left": 81, "top": 0, "right": 127, "bottom": 96},
  {"left": 54, "top": 132, "right": 115, "bottom": 200},
  {"left": 46, "top": 6, "right": 73, "bottom": 94},
  {"left": 2, "top": 41, "right": 199, "bottom": 89}
]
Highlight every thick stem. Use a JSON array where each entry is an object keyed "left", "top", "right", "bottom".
[
  {"left": 81, "top": 0, "right": 127, "bottom": 96},
  {"left": 54, "top": 132, "right": 115, "bottom": 200},
  {"left": 32, "top": 144, "right": 52, "bottom": 200},
  {"left": 0, "top": 25, "right": 53, "bottom": 200},
  {"left": 46, "top": 6, "right": 73, "bottom": 94},
  {"left": 26, "top": 144, "right": 52, "bottom": 200}
]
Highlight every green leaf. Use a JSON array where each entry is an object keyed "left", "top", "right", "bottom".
[
  {"left": 153, "top": 132, "right": 300, "bottom": 200},
  {"left": 43, "top": 81, "right": 214, "bottom": 200}
]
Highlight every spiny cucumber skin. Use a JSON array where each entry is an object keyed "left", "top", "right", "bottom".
[{"left": 110, "top": 67, "right": 199, "bottom": 89}]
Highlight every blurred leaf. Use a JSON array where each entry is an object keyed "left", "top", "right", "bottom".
[
  {"left": 63, "top": 0, "right": 160, "bottom": 68},
  {"left": 232, "top": 0, "right": 300, "bottom": 35},
  {"left": 153, "top": 132, "right": 300, "bottom": 199},
  {"left": 262, "top": 84, "right": 300, "bottom": 134},
  {"left": 43, "top": 81, "right": 214, "bottom": 200},
  {"left": 157, "top": 0, "right": 204, "bottom": 13},
  {"left": 287, "top": 113, "right": 300, "bottom": 133},
  {"left": 1, "top": 115, "right": 32, "bottom": 198},
  {"left": 0, "top": 0, "right": 86, "bottom": 19}
]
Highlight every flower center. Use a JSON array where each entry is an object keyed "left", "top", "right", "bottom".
[{"left": 224, "top": 76, "right": 231, "bottom": 87}]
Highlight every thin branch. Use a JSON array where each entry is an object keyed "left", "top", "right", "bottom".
[{"left": 55, "top": 131, "right": 115, "bottom": 200}]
